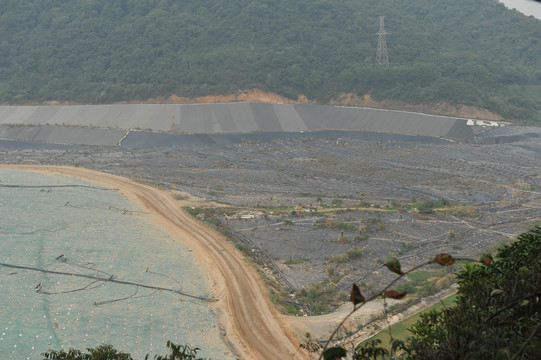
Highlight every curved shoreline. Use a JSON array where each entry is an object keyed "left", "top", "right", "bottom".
[{"left": 1, "top": 165, "right": 306, "bottom": 360}]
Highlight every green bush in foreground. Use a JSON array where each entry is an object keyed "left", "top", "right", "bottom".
[
  {"left": 320, "top": 227, "right": 541, "bottom": 360},
  {"left": 41, "top": 227, "right": 541, "bottom": 360},
  {"left": 41, "top": 341, "right": 204, "bottom": 360},
  {"left": 406, "top": 227, "right": 541, "bottom": 359}
]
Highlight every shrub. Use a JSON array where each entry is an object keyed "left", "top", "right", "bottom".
[{"left": 329, "top": 247, "right": 363, "bottom": 263}]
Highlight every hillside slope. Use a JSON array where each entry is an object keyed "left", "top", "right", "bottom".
[{"left": 0, "top": 0, "right": 539, "bottom": 124}]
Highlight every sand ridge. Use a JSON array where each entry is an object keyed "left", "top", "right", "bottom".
[{"left": 1, "top": 165, "right": 308, "bottom": 360}]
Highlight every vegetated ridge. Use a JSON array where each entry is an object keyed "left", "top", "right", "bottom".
[{"left": 0, "top": 0, "right": 539, "bottom": 125}]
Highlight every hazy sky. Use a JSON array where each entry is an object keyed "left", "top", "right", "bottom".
[{"left": 499, "top": 0, "right": 541, "bottom": 19}]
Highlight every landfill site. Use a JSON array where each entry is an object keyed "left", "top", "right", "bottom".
[{"left": 1, "top": 101, "right": 540, "bottom": 317}]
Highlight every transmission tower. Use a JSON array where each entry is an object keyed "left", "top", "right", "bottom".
[{"left": 375, "top": 16, "right": 389, "bottom": 68}]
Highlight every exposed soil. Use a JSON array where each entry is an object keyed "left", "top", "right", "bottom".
[
  {"left": 124, "top": 89, "right": 314, "bottom": 106},
  {"left": 117, "top": 88, "right": 502, "bottom": 121},
  {"left": 330, "top": 93, "right": 503, "bottom": 121}
]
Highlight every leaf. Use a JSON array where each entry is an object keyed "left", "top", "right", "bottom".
[
  {"left": 519, "top": 266, "right": 530, "bottom": 278},
  {"left": 323, "top": 346, "right": 347, "bottom": 360},
  {"left": 383, "top": 290, "right": 407, "bottom": 299},
  {"left": 350, "top": 283, "right": 366, "bottom": 306},
  {"left": 384, "top": 257, "right": 404, "bottom": 275},
  {"left": 480, "top": 254, "right": 493, "bottom": 266},
  {"left": 391, "top": 339, "right": 406, "bottom": 353},
  {"left": 434, "top": 253, "right": 455, "bottom": 266},
  {"left": 490, "top": 289, "right": 503, "bottom": 296},
  {"left": 519, "top": 299, "right": 529, "bottom": 307}
]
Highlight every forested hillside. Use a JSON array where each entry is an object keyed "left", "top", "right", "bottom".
[{"left": 0, "top": 0, "right": 539, "bottom": 124}]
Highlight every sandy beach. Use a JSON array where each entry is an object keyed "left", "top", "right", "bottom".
[{"left": 0, "top": 164, "right": 307, "bottom": 360}]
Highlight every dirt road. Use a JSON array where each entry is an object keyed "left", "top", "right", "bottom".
[{"left": 1, "top": 165, "right": 306, "bottom": 360}]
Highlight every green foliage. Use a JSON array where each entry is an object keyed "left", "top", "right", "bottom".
[
  {"left": 41, "top": 342, "right": 204, "bottom": 360},
  {"left": 358, "top": 294, "right": 460, "bottom": 353},
  {"left": 365, "top": 217, "right": 386, "bottom": 232},
  {"left": 406, "top": 227, "right": 541, "bottom": 359},
  {"left": 336, "top": 222, "right": 357, "bottom": 231},
  {"left": 331, "top": 199, "right": 343, "bottom": 206},
  {"left": 145, "top": 341, "right": 203, "bottom": 360},
  {"left": 185, "top": 207, "right": 221, "bottom": 225},
  {"left": 299, "top": 282, "right": 340, "bottom": 315},
  {"left": 353, "top": 338, "right": 408, "bottom": 360},
  {"left": 233, "top": 241, "right": 250, "bottom": 256},
  {"left": 417, "top": 199, "right": 437, "bottom": 214},
  {"left": 316, "top": 218, "right": 356, "bottom": 231},
  {"left": 394, "top": 281, "right": 417, "bottom": 294},
  {"left": 329, "top": 247, "right": 363, "bottom": 263},
  {"left": 326, "top": 228, "right": 541, "bottom": 359},
  {"left": 444, "top": 205, "right": 480, "bottom": 218},
  {"left": 206, "top": 218, "right": 221, "bottom": 226},
  {"left": 406, "top": 270, "right": 438, "bottom": 285},
  {"left": 398, "top": 242, "right": 416, "bottom": 255},
  {"left": 384, "top": 257, "right": 403, "bottom": 275},
  {"left": 42, "top": 344, "right": 133, "bottom": 360},
  {"left": 355, "top": 230, "right": 370, "bottom": 241},
  {"left": 416, "top": 198, "right": 452, "bottom": 214},
  {"left": 1, "top": 0, "right": 539, "bottom": 123},
  {"left": 284, "top": 257, "right": 310, "bottom": 265},
  {"left": 322, "top": 346, "right": 347, "bottom": 360}
]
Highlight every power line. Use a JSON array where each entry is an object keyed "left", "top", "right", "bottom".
[{"left": 0, "top": 261, "right": 216, "bottom": 302}]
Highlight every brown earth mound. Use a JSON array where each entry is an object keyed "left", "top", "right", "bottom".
[
  {"left": 330, "top": 93, "right": 503, "bottom": 120},
  {"left": 49, "top": 88, "right": 501, "bottom": 121},
  {"left": 127, "top": 89, "right": 313, "bottom": 105},
  {"left": 137, "top": 89, "right": 502, "bottom": 121}
]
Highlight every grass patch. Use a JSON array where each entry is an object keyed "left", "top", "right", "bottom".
[
  {"left": 329, "top": 247, "right": 363, "bottom": 263},
  {"left": 440, "top": 205, "right": 480, "bottom": 218},
  {"left": 207, "top": 218, "right": 221, "bottom": 226},
  {"left": 298, "top": 282, "right": 341, "bottom": 315},
  {"left": 331, "top": 198, "right": 343, "bottom": 206},
  {"left": 484, "top": 238, "right": 511, "bottom": 255},
  {"left": 358, "top": 293, "right": 459, "bottom": 351},
  {"left": 394, "top": 269, "right": 456, "bottom": 295},
  {"left": 284, "top": 258, "right": 310, "bottom": 265},
  {"left": 316, "top": 218, "right": 357, "bottom": 231},
  {"left": 398, "top": 242, "right": 416, "bottom": 255},
  {"left": 406, "top": 270, "right": 439, "bottom": 286},
  {"left": 174, "top": 194, "right": 189, "bottom": 201},
  {"left": 355, "top": 230, "right": 370, "bottom": 241},
  {"left": 260, "top": 269, "right": 302, "bottom": 316}
]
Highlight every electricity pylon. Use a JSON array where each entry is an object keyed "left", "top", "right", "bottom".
[{"left": 375, "top": 16, "right": 389, "bottom": 68}]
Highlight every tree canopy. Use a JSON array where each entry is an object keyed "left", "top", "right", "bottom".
[
  {"left": 0, "top": 0, "right": 540, "bottom": 124},
  {"left": 405, "top": 227, "right": 541, "bottom": 359},
  {"left": 342, "top": 227, "right": 541, "bottom": 359},
  {"left": 41, "top": 341, "right": 204, "bottom": 360}
]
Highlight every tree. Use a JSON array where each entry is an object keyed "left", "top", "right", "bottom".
[
  {"left": 1, "top": 0, "right": 540, "bottom": 124},
  {"left": 406, "top": 227, "right": 541, "bottom": 359},
  {"left": 320, "top": 227, "right": 541, "bottom": 359},
  {"left": 41, "top": 341, "right": 204, "bottom": 360},
  {"left": 144, "top": 341, "right": 204, "bottom": 360},
  {"left": 42, "top": 344, "right": 133, "bottom": 360},
  {"left": 417, "top": 199, "right": 436, "bottom": 214}
]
